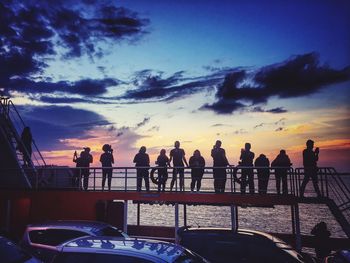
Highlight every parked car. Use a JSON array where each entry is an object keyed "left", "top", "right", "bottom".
[
  {"left": 51, "top": 236, "right": 210, "bottom": 263},
  {"left": 178, "top": 227, "right": 315, "bottom": 263},
  {"left": 21, "top": 220, "right": 128, "bottom": 262},
  {"left": 324, "top": 250, "right": 350, "bottom": 263},
  {"left": 0, "top": 235, "right": 42, "bottom": 263}
]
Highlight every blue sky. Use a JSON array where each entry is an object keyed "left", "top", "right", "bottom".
[{"left": 1, "top": 0, "right": 349, "bottom": 170}]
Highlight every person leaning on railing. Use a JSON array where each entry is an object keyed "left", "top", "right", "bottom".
[
  {"left": 211, "top": 140, "right": 229, "bottom": 193},
  {"left": 133, "top": 146, "right": 150, "bottom": 192},
  {"left": 271, "top": 150, "right": 292, "bottom": 195},
  {"left": 239, "top": 143, "right": 255, "bottom": 194}
]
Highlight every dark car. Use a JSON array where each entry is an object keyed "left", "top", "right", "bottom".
[
  {"left": 324, "top": 250, "right": 350, "bottom": 263},
  {"left": 21, "top": 220, "right": 128, "bottom": 262},
  {"left": 178, "top": 227, "right": 314, "bottom": 263},
  {"left": 0, "top": 235, "right": 42, "bottom": 263},
  {"left": 51, "top": 236, "right": 210, "bottom": 263}
]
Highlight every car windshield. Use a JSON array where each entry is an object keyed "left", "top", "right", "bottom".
[
  {"left": 29, "top": 229, "right": 88, "bottom": 246},
  {"left": 95, "top": 226, "right": 124, "bottom": 237},
  {"left": 0, "top": 237, "right": 32, "bottom": 263}
]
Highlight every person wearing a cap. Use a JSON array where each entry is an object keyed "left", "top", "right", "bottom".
[
  {"left": 81, "top": 147, "right": 93, "bottom": 190},
  {"left": 300, "top": 139, "right": 321, "bottom": 198}
]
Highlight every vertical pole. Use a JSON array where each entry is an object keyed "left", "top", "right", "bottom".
[
  {"left": 123, "top": 200, "right": 128, "bottom": 233},
  {"left": 320, "top": 169, "right": 324, "bottom": 197},
  {"left": 325, "top": 169, "right": 329, "bottom": 198},
  {"left": 291, "top": 205, "right": 296, "bottom": 235},
  {"left": 175, "top": 203, "right": 179, "bottom": 244},
  {"left": 137, "top": 203, "right": 140, "bottom": 226},
  {"left": 93, "top": 168, "right": 96, "bottom": 191},
  {"left": 230, "top": 167, "right": 233, "bottom": 193},
  {"left": 184, "top": 204, "right": 187, "bottom": 227},
  {"left": 294, "top": 204, "right": 302, "bottom": 252},
  {"left": 125, "top": 168, "right": 128, "bottom": 191},
  {"left": 231, "top": 205, "right": 238, "bottom": 232},
  {"left": 5, "top": 199, "right": 11, "bottom": 232}
]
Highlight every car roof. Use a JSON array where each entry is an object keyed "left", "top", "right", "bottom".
[
  {"left": 27, "top": 220, "right": 112, "bottom": 233},
  {"left": 61, "top": 236, "right": 186, "bottom": 262},
  {"left": 179, "top": 227, "right": 303, "bottom": 261},
  {"left": 180, "top": 227, "right": 277, "bottom": 240}
]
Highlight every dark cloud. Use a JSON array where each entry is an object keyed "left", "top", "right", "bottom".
[
  {"left": 201, "top": 53, "right": 350, "bottom": 114},
  {"left": 254, "top": 118, "right": 286, "bottom": 130},
  {"left": 18, "top": 105, "right": 111, "bottom": 150},
  {"left": 120, "top": 69, "right": 234, "bottom": 102},
  {"left": 115, "top": 117, "right": 151, "bottom": 138},
  {"left": 135, "top": 117, "right": 150, "bottom": 128},
  {"left": 255, "top": 53, "right": 350, "bottom": 98},
  {"left": 0, "top": 0, "right": 148, "bottom": 95},
  {"left": 252, "top": 106, "right": 287, "bottom": 114},
  {"left": 7, "top": 78, "right": 119, "bottom": 96}
]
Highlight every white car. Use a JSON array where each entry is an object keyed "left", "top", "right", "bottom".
[
  {"left": 51, "top": 236, "right": 210, "bottom": 263},
  {"left": 21, "top": 220, "right": 128, "bottom": 262}
]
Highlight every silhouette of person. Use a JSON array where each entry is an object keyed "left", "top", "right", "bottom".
[
  {"left": 189, "top": 150, "right": 205, "bottom": 192},
  {"left": 169, "top": 141, "right": 188, "bottom": 191},
  {"left": 300, "top": 139, "right": 321, "bottom": 198},
  {"left": 155, "top": 149, "right": 170, "bottom": 192},
  {"left": 81, "top": 147, "right": 93, "bottom": 191},
  {"left": 211, "top": 140, "right": 229, "bottom": 193},
  {"left": 254, "top": 154, "right": 270, "bottom": 194},
  {"left": 240, "top": 143, "right": 255, "bottom": 194},
  {"left": 72, "top": 151, "right": 85, "bottom": 189},
  {"left": 20, "top": 127, "right": 32, "bottom": 166},
  {"left": 100, "top": 144, "right": 114, "bottom": 191},
  {"left": 311, "top": 221, "right": 331, "bottom": 259},
  {"left": 271, "top": 150, "right": 292, "bottom": 195},
  {"left": 133, "top": 146, "right": 150, "bottom": 191}
]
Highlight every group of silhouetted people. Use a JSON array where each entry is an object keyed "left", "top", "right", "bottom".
[{"left": 71, "top": 139, "right": 322, "bottom": 197}]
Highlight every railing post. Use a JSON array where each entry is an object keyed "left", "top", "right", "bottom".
[
  {"left": 291, "top": 205, "right": 295, "bottom": 235},
  {"left": 137, "top": 203, "right": 140, "bottom": 226},
  {"left": 320, "top": 168, "right": 324, "bottom": 197},
  {"left": 93, "top": 168, "right": 96, "bottom": 191},
  {"left": 35, "top": 169, "right": 38, "bottom": 190},
  {"left": 230, "top": 167, "right": 233, "bottom": 193},
  {"left": 325, "top": 169, "right": 329, "bottom": 198},
  {"left": 123, "top": 200, "right": 128, "bottom": 233},
  {"left": 231, "top": 205, "right": 238, "bottom": 232},
  {"left": 125, "top": 168, "right": 128, "bottom": 191},
  {"left": 293, "top": 204, "right": 302, "bottom": 252},
  {"left": 175, "top": 203, "right": 179, "bottom": 244}
]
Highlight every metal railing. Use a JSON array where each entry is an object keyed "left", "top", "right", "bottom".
[
  {"left": 0, "top": 166, "right": 299, "bottom": 194},
  {"left": 0, "top": 97, "right": 46, "bottom": 167}
]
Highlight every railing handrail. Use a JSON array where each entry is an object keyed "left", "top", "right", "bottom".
[{"left": 7, "top": 100, "right": 46, "bottom": 166}]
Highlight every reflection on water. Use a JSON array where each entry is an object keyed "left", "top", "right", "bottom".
[
  {"left": 121, "top": 174, "right": 350, "bottom": 239},
  {"left": 128, "top": 202, "right": 346, "bottom": 238}
]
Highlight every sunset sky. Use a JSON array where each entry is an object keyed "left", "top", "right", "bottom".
[{"left": 1, "top": 0, "right": 350, "bottom": 171}]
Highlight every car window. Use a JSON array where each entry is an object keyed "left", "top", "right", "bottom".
[
  {"left": 29, "top": 229, "right": 88, "bottom": 246},
  {"left": 52, "top": 252, "right": 153, "bottom": 263},
  {"left": 95, "top": 226, "right": 124, "bottom": 237},
  {"left": 0, "top": 237, "right": 32, "bottom": 263},
  {"left": 173, "top": 249, "right": 209, "bottom": 263}
]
